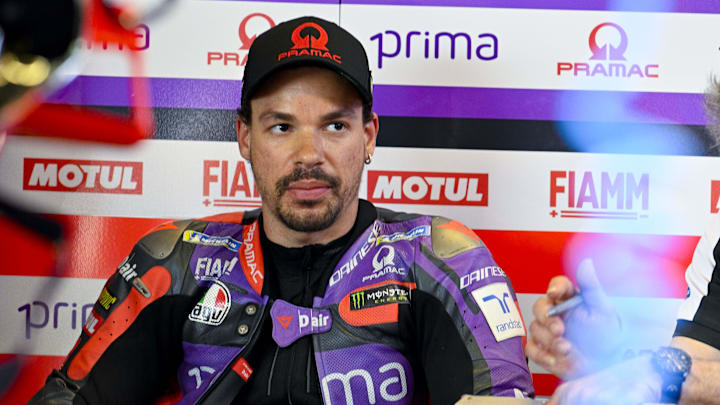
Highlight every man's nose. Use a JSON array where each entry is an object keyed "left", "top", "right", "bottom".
[{"left": 293, "top": 129, "right": 324, "bottom": 167}]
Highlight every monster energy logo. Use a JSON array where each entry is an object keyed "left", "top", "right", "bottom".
[
  {"left": 350, "top": 291, "right": 365, "bottom": 310},
  {"left": 349, "top": 284, "right": 411, "bottom": 311}
]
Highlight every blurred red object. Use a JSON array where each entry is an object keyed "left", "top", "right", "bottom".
[{"left": 5, "top": 0, "right": 153, "bottom": 145}]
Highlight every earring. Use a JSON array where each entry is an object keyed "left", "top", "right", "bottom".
[{"left": 364, "top": 152, "right": 372, "bottom": 165}]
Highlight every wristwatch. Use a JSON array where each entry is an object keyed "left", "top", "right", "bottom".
[{"left": 651, "top": 346, "right": 692, "bottom": 403}]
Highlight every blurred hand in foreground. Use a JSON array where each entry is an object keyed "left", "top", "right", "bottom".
[{"left": 526, "top": 259, "right": 622, "bottom": 379}]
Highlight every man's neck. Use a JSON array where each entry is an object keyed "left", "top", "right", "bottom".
[{"left": 262, "top": 200, "right": 360, "bottom": 247}]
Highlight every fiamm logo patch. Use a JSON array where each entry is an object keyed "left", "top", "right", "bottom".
[{"left": 183, "top": 230, "right": 241, "bottom": 252}]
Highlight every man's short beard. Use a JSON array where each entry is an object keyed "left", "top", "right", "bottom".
[{"left": 274, "top": 167, "right": 344, "bottom": 232}]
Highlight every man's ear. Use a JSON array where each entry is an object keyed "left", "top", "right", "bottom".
[
  {"left": 364, "top": 112, "right": 379, "bottom": 157},
  {"left": 237, "top": 117, "right": 251, "bottom": 161}
]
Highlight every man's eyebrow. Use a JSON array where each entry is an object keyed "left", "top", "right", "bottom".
[
  {"left": 320, "top": 108, "right": 357, "bottom": 122},
  {"left": 258, "top": 111, "right": 294, "bottom": 122}
]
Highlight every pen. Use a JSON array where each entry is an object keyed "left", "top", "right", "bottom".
[{"left": 546, "top": 294, "right": 584, "bottom": 317}]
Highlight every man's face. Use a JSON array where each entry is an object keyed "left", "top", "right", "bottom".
[{"left": 237, "top": 67, "right": 377, "bottom": 234}]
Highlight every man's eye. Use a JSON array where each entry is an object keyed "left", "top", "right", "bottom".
[
  {"left": 327, "top": 122, "right": 346, "bottom": 131},
  {"left": 271, "top": 124, "right": 290, "bottom": 133}
]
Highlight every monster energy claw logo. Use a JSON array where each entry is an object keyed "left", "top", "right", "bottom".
[{"left": 350, "top": 291, "right": 365, "bottom": 310}]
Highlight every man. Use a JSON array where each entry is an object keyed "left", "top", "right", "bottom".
[
  {"left": 30, "top": 17, "right": 533, "bottom": 404},
  {"left": 527, "top": 222, "right": 720, "bottom": 403}
]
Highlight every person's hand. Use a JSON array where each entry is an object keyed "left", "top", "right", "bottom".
[
  {"left": 547, "top": 355, "right": 662, "bottom": 405},
  {"left": 526, "top": 259, "right": 622, "bottom": 378}
]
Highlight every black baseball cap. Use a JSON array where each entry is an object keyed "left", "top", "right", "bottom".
[{"left": 240, "top": 16, "right": 373, "bottom": 109}]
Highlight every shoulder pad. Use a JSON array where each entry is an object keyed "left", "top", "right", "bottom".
[
  {"left": 431, "top": 217, "right": 485, "bottom": 259},
  {"left": 376, "top": 207, "right": 422, "bottom": 223},
  {"left": 137, "top": 219, "right": 194, "bottom": 260}
]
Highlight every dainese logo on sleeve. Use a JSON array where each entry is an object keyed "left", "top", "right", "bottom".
[{"left": 277, "top": 22, "right": 341, "bottom": 64}]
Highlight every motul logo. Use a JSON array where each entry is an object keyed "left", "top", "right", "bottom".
[
  {"left": 23, "top": 159, "right": 142, "bottom": 194},
  {"left": 367, "top": 171, "right": 488, "bottom": 206}
]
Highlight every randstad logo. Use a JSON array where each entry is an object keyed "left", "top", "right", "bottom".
[
  {"left": 557, "top": 22, "right": 659, "bottom": 78},
  {"left": 277, "top": 22, "right": 341, "bottom": 64}
]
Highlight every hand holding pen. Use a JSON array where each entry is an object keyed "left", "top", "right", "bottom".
[{"left": 526, "top": 259, "right": 622, "bottom": 379}]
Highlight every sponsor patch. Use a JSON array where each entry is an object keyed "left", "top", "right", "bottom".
[
  {"left": 349, "top": 284, "right": 411, "bottom": 311},
  {"left": 375, "top": 225, "right": 430, "bottom": 245},
  {"left": 470, "top": 282, "right": 525, "bottom": 342},
  {"left": 98, "top": 288, "right": 117, "bottom": 310},
  {"left": 183, "top": 230, "right": 241, "bottom": 252},
  {"left": 361, "top": 245, "right": 407, "bottom": 284},
  {"left": 194, "top": 256, "right": 238, "bottom": 280},
  {"left": 83, "top": 310, "right": 104, "bottom": 335},
  {"left": 117, "top": 254, "right": 138, "bottom": 282},
  {"left": 189, "top": 281, "right": 232, "bottom": 326},
  {"left": 270, "top": 300, "right": 331, "bottom": 347}
]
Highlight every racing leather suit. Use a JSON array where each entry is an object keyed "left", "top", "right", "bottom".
[{"left": 29, "top": 201, "right": 534, "bottom": 404}]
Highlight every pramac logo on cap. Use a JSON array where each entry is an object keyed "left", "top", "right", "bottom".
[{"left": 277, "top": 22, "right": 342, "bottom": 64}]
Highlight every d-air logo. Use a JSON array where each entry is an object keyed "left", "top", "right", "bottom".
[
  {"left": 368, "top": 170, "right": 488, "bottom": 206},
  {"left": 557, "top": 22, "right": 659, "bottom": 78},
  {"left": 188, "top": 366, "right": 216, "bottom": 389},
  {"left": 711, "top": 180, "right": 720, "bottom": 213},
  {"left": 202, "top": 160, "right": 260, "bottom": 208},
  {"left": 23, "top": 158, "right": 143, "bottom": 194},
  {"left": 361, "top": 246, "right": 407, "bottom": 283},
  {"left": 189, "top": 282, "right": 231, "bottom": 326},
  {"left": 299, "top": 312, "right": 329, "bottom": 331},
  {"left": 549, "top": 170, "right": 649, "bottom": 220},
  {"left": 277, "top": 22, "right": 342, "bottom": 63},
  {"left": 375, "top": 225, "right": 430, "bottom": 245},
  {"left": 321, "top": 362, "right": 408, "bottom": 404},
  {"left": 470, "top": 282, "right": 525, "bottom": 342},
  {"left": 207, "top": 13, "right": 275, "bottom": 66},
  {"left": 194, "top": 257, "right": 238, "bottom": 280},
  {"left": 183, "top": 230, "right": 241, "bottom": 252},
  {"left": 350, "top": 284, "right": 411, "bottom": 311},
  {"left": 117, "top": 254, "right": 138, "bottom": 282}
]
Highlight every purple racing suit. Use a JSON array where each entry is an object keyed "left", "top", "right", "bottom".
[{"left": 29, "top": 204, "right": 533, "bottom": 404}]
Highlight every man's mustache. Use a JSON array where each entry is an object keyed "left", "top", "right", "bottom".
[{"left": 276, "top": 167, "right": 340, "bottom": 196}]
